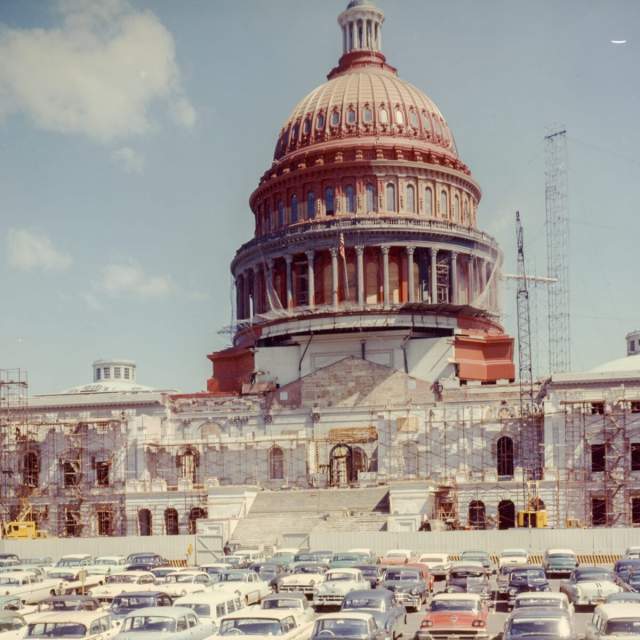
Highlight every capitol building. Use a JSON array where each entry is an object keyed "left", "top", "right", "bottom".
[{"left": 1, "top": 1, "right": 640, "bottom": 544}]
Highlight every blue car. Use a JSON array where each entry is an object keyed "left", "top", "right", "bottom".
[
  {"left": 115, "top": 606, "right": 215, "bottom": 640},
  {"left": 110, "top": 592, "right": 173, "bottom": 620},
  {"left": 341, "top": 589, "right": 405, "bottom": 639}
]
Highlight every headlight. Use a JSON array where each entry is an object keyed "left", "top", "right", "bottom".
[
  {"left": 411, "top": 588, "right": 420, "bottom": 595},
  {"left": 472, "top": 620, "right": 485, "bottom": 628},
  {"left": 508, "top": 588, "right": 517, "bottom": 595}
]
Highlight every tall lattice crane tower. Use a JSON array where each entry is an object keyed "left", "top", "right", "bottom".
[
  {"left": 516, "top": 212, "right": 534, "bottom": 415},
  {"left": 545, "top": 129, "right": 571, "bottom": 373}
]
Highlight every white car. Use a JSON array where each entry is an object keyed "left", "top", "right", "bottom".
[
  {"left": 277, "top": 563, "right": 327, "bottom": 595},
  {"left": 213, "top": 570, "right": 271, "bottom": 606},
  {"left": 498, "top": 549, "right": 529, "bottom": 569},
  {"left": 312, "top": 568, "right": 369, "bottom": 608},
  {"left": 233, "top": 550, "right": 265, "bottom": 566},
  {"left": 217, "top": 608, "right": 312, "bottom": 640},
  {"left": 586, "top": 603, "right": 640, "bottom": 640},
  {"left": 624, "top": 547, "right": 640, "bottom": 560},
  {"left": 417, "top": 554, "right": 450, "bottom": 578},
  {"left": 0, "top": 572, "right": 63, "bottom": 605},
  {"left": 89, "top": 572, "right": 157, "bottom": 603},
  {"left": 513, "top": 591, "right": 574, "bottom": 618},
  {"left": 46, "top": 569, "right": 103, "bottom": 597},
  {"left": 161, "top": 572, "right": 212, "bottom": 599},
  {"left": 260, "top": 592, "right": 316, "bottom": 626},
  {"left": 0, "top": 612, "right": 27, "bottom": 640},
  {"left": 52, "top": 556, "right": 94, "bottom": 570},
  {"left": 173, "top": 591, "right": 244, "bottom": 629},
  {"left": 86, "top": 557, "right": 128, "bottom": 577},
  {"left": 24, "top": 609, "right": 117, "bottom": 640}
]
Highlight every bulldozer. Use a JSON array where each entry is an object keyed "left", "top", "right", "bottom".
[{"left": 1, "top": 500, "right": 48, "bottom": 539}]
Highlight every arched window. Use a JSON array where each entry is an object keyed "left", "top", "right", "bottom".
[
  {"left": 23, "top": 451, "right": 39, "bottom": 487},
  {"left": 345, "top": 185, "right": 356, "bottom": 214},
  {"left": 386, "top": 183, "right": 396, "bottom": 212},
  {"left": 188, "top": 507, "right": 207, "bottom": 535},
  {"left": 303, "top": 117, "right": 311, "bottom": 135},
  {"left": 330, "top": 110, "right": 340, "bottom": 127},
  {"left": 316, "top": 113, "right": 325, "bottom": 130},
  {"left": 292, "top": 122, "right": 299, "bottom": 142},
  {"left": 422, "top": 111, "right": 431, "bottom": 132},
  {"left": 405, "top": 184, "right": 416, "bottom": 213},
  {"left": 164, "top": 508, "right": 179, "bottom": 535},
  {"left": 497, "top": 436, "right": 514, "bottom": 477},
  {"left": 440, "top": 190, "right": 448, "bottom": 218},
  {"left": 325, "top": 187, "right": 335, "bottom": 215},
  {"left": 177, "top": 447, "right": 199, "bottom": 484},
  {"left": 434, "top": 118, "right": 443, "bottom": 138},
  {"left": 366, "top": 184, "right": 376, "bottom": 213},
  {"left": 409, "top": 110, "right": 419, "bottom": 128},
  {"left": 363, "top": 106, "right": 373, "bottom": 123},
  {"left": 290, "top": 194, "right": 298, "bottom": 223},
  {"left": 277, "top": 200, "right": 285, "bottom": 227},
  {"left": 138, "top": 509, "right": 152, "bottom": 536},
  {"left": 379, "top": 106, "right": 388, "bottom": 124},
  {"left": 468, "top": 501, "right": 486, "bottom": 529},
  {"left": 453, "top": 194, "right": 460, "bottom": 222},
  {"left": 395, "top": 108, "right": 404, "bottom": 125},
  {"left": 269, "top": 446, "right": 284, "bottom": 480},
  {"left": 347, "top": 108, "right": 356, "bottom": 125},
  {"left": 424, "top": 187, "right": 433, "bottom": 216},
  {"left": 307, "top": 191, "right": 315, "bottom": 219}
]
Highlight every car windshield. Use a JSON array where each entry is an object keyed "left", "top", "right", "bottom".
[
  {"left": 430, "top": 600, "right": 477, "bottom": 612},
  {"left": 0, "top": 577, "right": 21, "bottom": 585},
  {"left": 511, "top": 569, "right": 545, "bottom": 580},
  {"left": 606, "top": 619, "right": 640, "bottom": 634},
  {"left": 343, "top": 597, "right": 384, "bottom": 611},
  {"left": 461, "top": 554, "right": 486, "bottom": 562},
  {"left": 94, "top": 559, "right": 120, "bottom": 566},
  {"left": 27, "top": 623, "right": 87, "bottom": 638},
  {"left": 516, "top": 599, "right": 561, "bottom": 609},
  {"left": 222, "top": 572, "right": 246, "bottom": 582},
  {"left": 262, "top": 599, "right": 300, "bottom": 610},
  {"left": 628, "top": 574, "right": 640, "bottom": 584},
  {"left": 314, "top": 619, "right": 368, "bottom": 638},
  {"left": 47, "top": 572, "right": 75, "bottom": 581},
  {"left": 295, "top": 554, "right": 315, "bottom": 562},
  {"left": 576, "top": 570, "right": 612, "bottom": 581},
  {"left": 502, "top": 551, "right": 527, "bottom": 558},
  {"left": 385, "top": 570, "right": 420, "bottom": 581},
  {"left": 451, "top": 570, "right": 483, "bottom": 579},
  {"left": 294, "top": 565, "right": 322, "bottom": 574},
  {"left": 421, "top": 557, "right": 445, "bottom": 564},
  {"left": 548, "top": 554, "right": 575, "bottom": 561},
  {"left": 112, "top": 595, "right": 158, "bottom": 610},
  {"left": 56, "top": 559, "right": 87, "bottom": 567},
  {"left": 509, "top": 618, "right": 570, "bottom": 637},
  {"left": 327, "top": 572, "right": 355, "bottom": 581},
  {"left": 122, "top": 616, "right": 176, "bottom": 632},
  {"left": 180, "top": 603, "right": 210, "bottom": 617},
  {"left": 332, "top": 554, "right": 359, "bottom": 562},
  {"left": 106, "top": 575, "right": 137, "bottom": 584},
  {"left": 220, "top": 618, "right": 283, "bottom": 635}
]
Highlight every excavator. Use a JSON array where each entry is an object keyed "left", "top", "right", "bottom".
[{"left": 1, "top": 499, "right": 48, "bottom": 539}]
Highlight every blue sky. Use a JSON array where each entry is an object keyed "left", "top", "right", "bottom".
[{"left": 1, "top": 0, "right": 638, "bottom": 394}]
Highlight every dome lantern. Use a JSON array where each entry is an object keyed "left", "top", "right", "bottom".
[{"left": 338, "top": 0, "right": 384, "bottom": 55}]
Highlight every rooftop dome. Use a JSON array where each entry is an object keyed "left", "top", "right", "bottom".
[
  {"left": 590, "top": 354, "right": 640, "bottom": 375},
  {"left": 63, "top": 359, "right": 155, "bottom": 394}
]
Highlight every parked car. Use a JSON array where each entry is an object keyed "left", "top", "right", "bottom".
[
  {"left": 86, "top": 557, "right": 128, "bottom": 577},
  {"left": 512, "top": 591, "right": 574, "bottom": 618},
  {"left": 115, "top": 606, "right": 215, "bottom": 640},
  {"left": 54, "top": 556, "right": 94, "bottom": 570},
  {"left": 380, "top": 567, "right": 429, "bottom": 611},
  {"left": 250, "top": 563, "right": 287, "bottom": 591},
  {"left": 459, "top": 551, "right": 492, "bottom": 574},
  {"left": 218, "top": 608, "right": 312, "bottom": 638},
  {"left": 503, "top": 607, "right": 574, "bottom": 640},
  {"left": 212, "top": 570, "right": 271, "bottom": 605},
  {"left": 0, "top": 571, "right": 63, "bottom": 605},
  {"left": 498, "top": 549, "right": 528, "bottom": 569},
  {"left": 348, "top": 550, "right": 378, "bottom": 565},
  {"left": 40, "top": 569, "right": 102, "bottom": 597},
  {"left": 496, "top": 564, "right": 519, "bottom": 600},
  {"left": 161, "top": 572, "right": 211, "bottom": 599},
  {"left": 311, "top": 612, "right": 385, "bottom": 640},
  {"left": 110, "top": 592, "right": 173, "bottom": 620},
  {"left": 353, "top": 565, "right": 384, "bottom": 590},
  {"left": 613, "top": 559, "right": 640, "bottom": 583},
  {"left": 260, "top": 592, "right": 315, "bottom": 625},
  {"left": 586, "top": 603, "right": 640, "bottom": 640},
  {"left": 330, "top": 553, "right": 366, "bottom": 569},
  {"left": 341, "top": 589, "right": 405, "bottom": 639},
  {"left": 25, "top": 609, "right": 117, "bottom": 640},
  {"left": 0, "top": 597, "right": 30, "bottom": 615},
  {"left": 148, "top": 567, "right": 179, "bottom": 584},
  {"left": 313, "top": 568, "right": 369, "bottom": 609},
  {"left": 89, "top": 572, "right": 158, "bottom": 603},
  {"left": 543, "top": 549, "right": 578, "bottom": 577},
  {"left": 0, "top": 611, "right": 27, "bottom": 640},
  {"left": 560, "top": 567, "right": 622, "bottom": 608},
  {"left": 233, "top": 550, "right": 265, "bottom": 568},
  {"left": 623, "top": 547, "right": 640, "bottom": 560},
  {"left": 269, "top": 550, "right": 299, "bottom": 569},
  {"left": 277, "top": 563, "right": 328, "bottom": 596},
  {"left": 606, "top": 592, "right": 640, "bottom": 604},
  {"left": 380, "top": 550, "right": 413, "bottom": 566},
  {"left": 506, "top": 565, "right": 551, "bottom": 609},
  {"left": 36, "top": 596, "right": 102, "bottom": 613},
  {"left": 0, "top": 556, "right": 20, "bottom": 568},
  {"left": 124, "top": 554, "right": 166, "bottom": 572},
  {"left": 308, "top": 552, "right": 334, "bottom": 565},
  {"left": 622, "top": 570, "right": 640, "bottom": 593},
  {"left": 173, "top": 591, "right": 244, "bottom": 629},
  {"left": 416, "top": 593, "right": 489, "bottom": 640},
  {"left": 416, "top": 554, "right": 450, "bottom": 580},
  {"left": 446, "top": 565, "right": 490, "bottom": 601}
]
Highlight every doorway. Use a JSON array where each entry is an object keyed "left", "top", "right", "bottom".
[
  {"left": 498, "top": 500, "right": 516, "bottom": 530},
  {"left": 329, "top": 443, "right": 353, "bottom": 486}
]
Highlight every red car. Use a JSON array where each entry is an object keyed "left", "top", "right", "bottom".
[{"left": 416, "top": 593, "right": 488, "bottom": 640}]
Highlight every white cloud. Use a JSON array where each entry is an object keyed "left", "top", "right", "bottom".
[
  {"left": 7, "top": 228, "right": 73, "bottom": 272},
  {"left": 0, "top": 0, "right": 196, "bottom": 142},
  {"left": 112, "top": 146, "right": 144, "bottom": 174},
  {"left": 100, "top": 263, "right": 173, "bottom": 298}
]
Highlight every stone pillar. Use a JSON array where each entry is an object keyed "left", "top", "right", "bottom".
[
  {"left": 305, "top": 250, "right": 315, "bottom": 309},
  {"left": 252, "top": 265, "right": 261, "bottom": 315},
  {"left": 330, "top": 248, "right": 339, "bottom": 309},
  {"left": 244, "top": 269, "right": 252, "bottom": 317},
  {"left": 381, "top": 246, "right": 390, "bottom": 306},
  {"left": 264, "top": 259, "right": 274, "bottom": 311},
  {"left": 235, "top": 274, "right": 243, "bottom": 320},
  {"left": 356, "top": 245, "right": 365, "bottom": 307},
  {"left": 430, "top": 248, "right": 438, "bottom": 304},
  {"left": 450, "top": 251, "right": 458, "bottom": 305},
  {"left": 406, "top": 246, "right": 415, "bottom": 303},
  {"left": 285, "top": 255, "right": 293, "bottom": 309},
  {"left": 478, "top": 258, "right": 486, "bottom": 300}
]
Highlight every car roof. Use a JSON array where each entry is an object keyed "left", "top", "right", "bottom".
[
  {"left": 315, "top": 612, "right": 374, "bottom": 622},
  {"left": 419, "top": 553, "right": 448, "bottom": 558},
  {"left": 347, "top": 549, "right": 371, "bottom": 554},
  {"left": 545, "top": 548, "right": 576, "bottom": 554},
  {"left": 94, "top": 556, "right": 125, "bottom": 561},
  {"left": 113, "top": 592, "right": 169, "bottom": 598},
  {"left": 60, "top": 554, "right": 92, "bottom": 560},
  {"left": 449, "top": 563, "right": 485, "bottom": 570},
  {"left": 384, "top": 549, "right": 411, "bottom": 554},
  {"left": 595, "top": 603, "right": 640, "bottom": 618},
  {"left": 327, "top": 568, "right": 361, "bottom": 575},
  {"left": 262, "top": 593, "right": 306, "bottom": 602},
  {"left": 173, "top": 592, "right": 238, "bottom": 605},
  {"left": 0, "top": 570, "right": 38, "bottom": 578},
  {"left": 112, "top": 571, "right": 154, "bottom": 577},
  {"left": 222, "top": 609, "right": 297, "bottom": 621},
  {"left": 508, "top": 565, "right": 545, "bottom": 571},
  {"left": 28, "top": 610, "right": 106, "bottom": 624},
  {"left": 432, "top": 593, "right": 481, "bottom": 602},
  {"left": 501, "top": 549, "right": 528, "bottom": 555},
  {"left": 168, "top": 570, "right": 207, "bottom": 577},
  {"left": 121, "top": 607, "right": 195, "bottom": 618},
  {"left": 515, "top": 592, "right": 567, "bottom": 600}
]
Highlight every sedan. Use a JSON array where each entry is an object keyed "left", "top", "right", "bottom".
[
  {"left": 115, "top": 606, "right": 215, "bottom": 640},
  {"left": 416, "top": 593, "right": 488, "bottom": 640},
  {"left": 560, "top": 567, "right": 622, "bottom": 608},
  {"left": 459, "top": 551, "right": 492, "bottom": 574},
  {"left": 353, "top": 565, "right": 384, "bottom": 590},
  {"left": 503, "top": 607, "right": 575, "bottom": 640},
  {"left": 505, "top": 566, "right": 551, "bottom": 608},
  {"left": 311, "top": 612, "right": 387, "bottom": 640},
  {"left": 341, "top": 589, "right": 405, "bottom": 639},
  {"left": 0, "top": 612, "right": 26, "bottom": 640},
  {"left": 380, "top": 568, "right": 428, "bottom": 611}
]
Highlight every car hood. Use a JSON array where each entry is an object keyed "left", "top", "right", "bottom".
[
  {"left": 280, "top": 574, "right": 324, "bottom": 583},
  {"left": 426, "top": 611, "right": 478, "bottom": 627},
  {"left": 576, "top": 581, "right": 621, "bottom": 594},
  {"left": 511, "top": 577, "right": 549, "bottom": 588},
  {"left": 316, "top": 581, "right": 357, "bottom": 594}
]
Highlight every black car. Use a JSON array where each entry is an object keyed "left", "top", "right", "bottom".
[
  {"left": 341, "top": 589, "right": 405, "bottom": 639},
  {"left": 354, "top": 565, "right": 384, "bottom": 589},
  {"left": 381, "top": 567, "right": 428, "bottom": 611},
  {"left": 125, "top": 553, "right": 166, "bottom": 571},
  {"left": 614, "top": 558, "right": 640, "bottom": 583},
  {"left": 250, "top": 562, "right": 287, "bottom": 590},
  {"left": 506, "top": 566, "right": 551, "bottom": 609},
  {"left": 622, "top": 570, "right": 640, "bottom": 593},
  {"left": 110, "top": 591, "right": 173, "bottom": 619}
]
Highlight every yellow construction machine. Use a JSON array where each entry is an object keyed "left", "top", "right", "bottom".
[{"left": 1, "top": 501, "right": 48, "bottom": 539}]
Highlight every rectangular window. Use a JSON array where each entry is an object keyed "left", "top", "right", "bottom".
[
  {"left": 114, "top": 367, "right": 121, "bottom": 379},
  {"left": 96, "top": 369, "right": 101, "bottom": 381},
  {"left": 64, "top": 508, "right": 81, "bottom": 537},
  {"left": 103, "top": 367, "right": 111, "bottom": 379},
  {"left": 632, "top": 402, "right": 640, "bottom": 414},
  {"left": 96, "top": 461, "right": 110, "bottom": 487},
  {"left": 124, "top": 368, "right": 130, "bottom": 380},
  {"left": 592, "top": 497, "right": 607, "bottom": 526},
  {"left": 591, "top": 444, "right": 606, "bottom": 472},
  {"left": 632, "top": 498, "right": 640, "bottom": 525},
  {"left": 97, "top": 510, "right": 113, "bottom": 536},
  {"left": 591, "top": 402, "right": 604, "bottom": 415},
  {"left": 63, "top": 462, "right": 80, "bottom": 487}
]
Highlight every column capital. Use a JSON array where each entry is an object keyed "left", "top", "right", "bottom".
[
  {"left": 305, "top": 250, "right": 315, "bottom": 262},
  {"left": 267, "top": 258, "right": 274, "bottom": 269},
  {"left": 430, "top": 247, "right": 438, "bottom": 260},
  {"left": 380, "top": 245, "right": 390, "bottom": 256},
  {"left": 252, "top": 264, "right": 260, "bottom": 274},
  {"left": 284, "top": 254, "right": 293, "bottom": 265},
  {"left": 405, "top": 245, "right": 415, "bottom": 256},
  {"left": 355, "top": 244, "right": 365, "bottom": 256},
  {"left": 451, "top": 250, "right": 458, "bottom": 261}
]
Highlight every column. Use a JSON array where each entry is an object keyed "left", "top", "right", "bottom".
[
  {"left": 450, "top": 251, "right": 458, "bottom": 305},
  {"left": 235, "top": 274, "right": 243, "bottom": 320},
  {"left": 406, "top": 246, "right": 415, "bottom": 303},
  {"left": 430, "top": 248, "right": 438, "bottom": 304},
  {"left": 356, "top": 245, "right": 365, "bottom": 307},
  {"left": 252, "top": 265, "right": 261, "bottom": 314},
  {"left": 478, "top": 258, "right": 486, "bottom": 299},
  {"left": 264, "top": 259, "right": 274, "bottom": 311},
  {"left": 285, "top": 255, "right": 293, "bottom": 309},
  {"left": 244, "top": 269, "right": 252, "bottom": 317},
  {"left": 350, "top": 22, "right": 356, "bottom": 51},
  {"left": 305, "top": 250, "right": 315, "bottom": 309},
  {"left": 330, "top": 248, "right": 339, "bottom": 309},
  {"left": 342, "top": 26, "right": 347, "bottom": 54},
  {"left": 468, "top": 257, "right": 475, "bottom": 304},
  {"left": 381, "top": 246, "right": 390, "bottom": 306}
]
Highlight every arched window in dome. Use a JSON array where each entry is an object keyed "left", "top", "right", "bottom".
[
  {"left": 307, "top": 191, "right": 316, "bottom": 219},
  {"left": 440, "top": 190, "right": 449, "bottom": 218},
  {"left": 292, "top": 122, "right": 300, "bottom": 142},
  {"left": 366, "top": 184, "right": 376, "bottom": 213},
  {"left": 424, "top": 187, "right": 433, "bottom": 217},
  {"left": 316, "top": 112, "right": 325, "bottom": 130},
  {"left": 395, "top": 108, "right": 404, "bottom": 125},
  {"left": 453, "top": 194, "right": 460, "bottom": 222},
  {"left": 409, "top": 110, "right": 419, "bottom": 128},
  {"left": 330, "top": 110, "right": 341, "bottom": 127},
  {"left": 405, "top": 184, "right": 416, "bottom": 213},
  {"left": 421, "top": 111, "right": 432, "bottom": 132},
  {"left": 291, "top": 194, "right": 298, "bottom": 224},
  {"left": 434, "top": 117, "right": 444, "bottom": 138},
  {"left": 303, "top": 117, "right": 311, "bottom": 135},
  {"left": 325, "top": 187, "right": 335, "bottom": 216},
  {"left": 345, "top": 185, "right": 356, "bottom": 214},
  {"left": 363, "top": 106, "right": 373, "bottom": 124},
  {"left": 463, "top": 200, "right": 469, "bottom": 224},
  {"left": 277, "top": 200, "right": 285, "bottom": 227},
  {"left": 346, "top": 108, "right": 357, "bottom": 125},
  {"left": 379, "top": 106, "right": 389, "bottom": 124},
  {"left": 386, "top": 183, "right": 396, "bottom": 212},
  {"left": 265, "top": 202, "right": 272, "bottom": 231}
]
